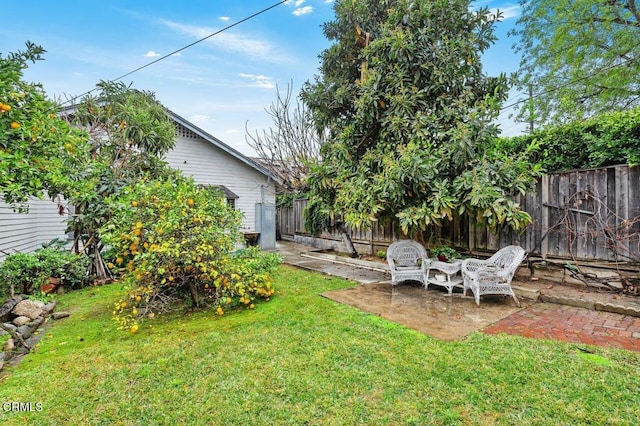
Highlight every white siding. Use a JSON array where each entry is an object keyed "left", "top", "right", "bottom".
[
  {"left": 0, "top": 119, "right": 277, "bottom": 260},
  {"left": 165, "top": 130, "right": 276, "bottom": 231},
  {"left": 0, "top": 197, "right": 68, "bottom": 261}
]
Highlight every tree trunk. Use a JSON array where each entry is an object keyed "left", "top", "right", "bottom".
[
  {"left": 187, "top": 281, "right": 200, "bottom": 308},
  {"left": 342, "top": 232, "right": 358, "bottom": 258}
]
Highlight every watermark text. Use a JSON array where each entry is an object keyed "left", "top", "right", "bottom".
[{"left": 2, "top": 401, "right": 43, "bottom": 412}]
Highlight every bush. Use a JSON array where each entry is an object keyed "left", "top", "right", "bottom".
[
  {"left": 101, "top": 174, "right": 281, "bottom": 332},
  {"left": 495, "top": 106, "right": 640, "bottom": 172},
  {"left": 0, "top": 246, "right": 88, "bottom": 296}
]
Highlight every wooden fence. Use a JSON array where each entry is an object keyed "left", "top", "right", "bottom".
[{"left": 277, "top": 165, "right": 640, "bottom": 262}]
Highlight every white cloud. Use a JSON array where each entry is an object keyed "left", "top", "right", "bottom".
[
  {"left": 160, "top": 20, "right": 291, "bottom": 63},
  {"left": 501, "top": 5, "right": 521, "bottom": 19},
  {"left": 293, "top": 6, "right": 313, "bottom": 16},
  {"left": 190, "top": 114, "right": 211, "bottom": 124},
  {"left": 239, "top": 73, "right": 275, "bottom": 89},
  {"left": 225, "top": 129, "right": 239, "bottom": 134},
  {"left": 490, "top": 5, "right": 520, "bottom": 20},
  {"left": 219, "top": 16, "right": 230, "bottom": 22},
  {"left": 286, "top": 0, "right": 313, "bottom": 15},
  {"left": 144, "top": 50, "right": 161, "bottom": 58}
]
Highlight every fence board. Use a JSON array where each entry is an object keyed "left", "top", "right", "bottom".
[
  {"left": 546, "top": 173, "right": 560, "bottom": 256},
  {"left": 594, "top": 168, "right": 611, "bottom": 260},
  {"left": 630, "top": 167, "right": 640, "bottom": 258},
  {"left": 616, "top": 167, "right": 630, "bottom": 261},
  {"left": 528, "top": 180, "right": 544, "bottom": 253},
  {"left": 575, "top": 170, "right": 593, "bottom": 259}
]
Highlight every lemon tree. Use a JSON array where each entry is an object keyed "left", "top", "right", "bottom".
[
  {"left": 102, "top": 173, "right": 280, "bottom": 332},
  {"left": 0, "top": 42, "right": 89, "bottom": 208}
]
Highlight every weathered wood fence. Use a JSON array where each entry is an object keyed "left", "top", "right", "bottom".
[{"left": 277, "top": 165, "right": 640, "bottom": 262}]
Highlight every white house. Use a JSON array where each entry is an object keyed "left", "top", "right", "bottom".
[
  {"left": 0, "top": 110, "right": 279, "bottom": 261},
  {"left": 0, "top": 197, "right": 69, "bottom": 261},
  {"left": 165, "top": 110, "right": 279, "bottom": 249}
]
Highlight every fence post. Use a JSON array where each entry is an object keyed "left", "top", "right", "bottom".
[{"left": 540, "top": 174, "right": 550, "bottom": 259}]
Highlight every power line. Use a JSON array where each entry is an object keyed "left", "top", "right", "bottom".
[
  {"left": 113, "top": 1, "right": 287, "bottom": 82},
  {"left": 59, "top": 1, "right": 288, "bottom": 107}
]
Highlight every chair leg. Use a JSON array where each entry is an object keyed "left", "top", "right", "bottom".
[{"left": 511, "top": 293, "right": 521, "bottom": 307}]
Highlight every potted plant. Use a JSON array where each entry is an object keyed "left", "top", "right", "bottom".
[{"left": 430, "top": 246, "right": 461, "bottom": 263}]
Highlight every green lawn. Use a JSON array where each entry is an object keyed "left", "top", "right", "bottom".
[{"left": 1, "top": 266, "right": 639, "bottom": 425}]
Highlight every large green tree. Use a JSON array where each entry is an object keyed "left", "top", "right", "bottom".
[
  {"left": 512, "top": 0, "right": 640, "bottom": 125},
  {"left": 302, "top": 0, "right": 538, "bottom": 236},
  {"left": 63, "top": 81, "right": 176, "bottom": 280}
]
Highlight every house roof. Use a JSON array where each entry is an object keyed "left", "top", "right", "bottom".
[
  {"left": 58, "top": 103, "right": 281, "bottom": 185},
  {"left": 214, "top": 185, "right": 239, "bottom": 200},
  {"left": 167, "top": 110, "right": 281, "bottom": 185}
]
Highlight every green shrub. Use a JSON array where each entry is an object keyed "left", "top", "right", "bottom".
[
  {"left": 0, "top": 252, "right": 41, "bottom": 296},
  {"left": 0, "top": 247, "right": 88, "bottom": 296},
  {"left": 429, "top": 246, "right": 461, "bottom": 262},
  {"left": 495, "top": 106, "right": 640, "bottom": 172}
]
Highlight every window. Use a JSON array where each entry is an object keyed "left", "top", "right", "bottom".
[{"left": 198, "top": 184, "right": 238, "bottom": 209}]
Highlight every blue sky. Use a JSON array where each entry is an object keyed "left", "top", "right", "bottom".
[{"left": 2, "top": 0, "right": 526, "bottom": 156}]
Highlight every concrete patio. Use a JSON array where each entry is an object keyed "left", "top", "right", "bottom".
[{"left": 276, "top": 240, "right": 640, "bottom": 351}]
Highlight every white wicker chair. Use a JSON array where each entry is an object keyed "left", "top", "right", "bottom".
[
  {"left": 461, "top": 245, "right": 525, "bottom": 307},
  {"left": 387, "top": 240, "right": 428, "bottom": 286}
]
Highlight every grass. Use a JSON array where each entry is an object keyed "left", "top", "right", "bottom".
[{"left": 1, "top": 265, "right": 639, "bottom": 424}]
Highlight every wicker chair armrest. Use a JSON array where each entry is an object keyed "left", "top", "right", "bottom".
[{"left": 461, "top": 258, "right": 490, "bottom": 275}]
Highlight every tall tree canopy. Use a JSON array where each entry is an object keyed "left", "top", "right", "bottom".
[
  {"left": 302, "top": 0, "right": 538, "bottom": 235},
  {"left": 62, "top": 81, "right": 177, "bottom": 279},
  {"left": 512, "top": 0, "right": 640, "bottom": 125}
]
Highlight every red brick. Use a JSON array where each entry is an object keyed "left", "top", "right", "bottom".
[{"left": 481, "top": 302, "right": 640, "bottom": 352}]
